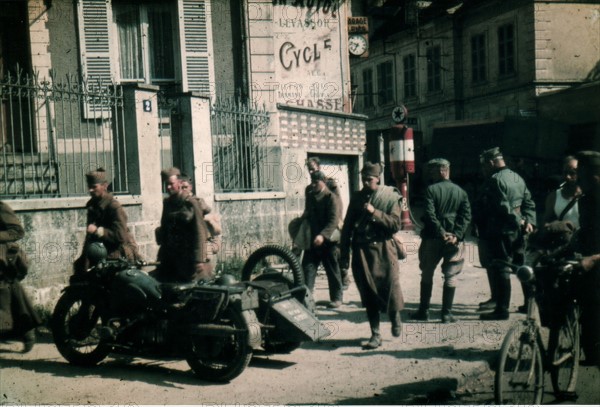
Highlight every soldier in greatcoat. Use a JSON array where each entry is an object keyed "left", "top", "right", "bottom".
[
  {"left": 73, "top": 168, "right": 141, "bottom": 274},
  {"left": 340, "top": 162, "right": 404, "bottom": 349},
  {"left": 0, "top": 200, "right": 41, "bottom": 352},
  {"left": 473, "top": 147, "right": 536, "bottom": 320},
  {"left": 154, "top": 170, "right": 213, "bottom": 283}
]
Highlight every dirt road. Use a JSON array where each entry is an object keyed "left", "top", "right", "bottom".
[{"left": 1, "top": 234, "right": 597, "bottom": 405}]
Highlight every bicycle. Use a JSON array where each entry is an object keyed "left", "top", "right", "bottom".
[{"left": 494, "top": 254, "right": 583, "bottom": 404}]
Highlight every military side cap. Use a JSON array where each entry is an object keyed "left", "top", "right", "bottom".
[
  {"left": 86, "top": 168, "right": 108, "bottom": 185},
  {"left": 361, "top": 162, "right": 382, "bottom": 178},
  {"left": 480, "top": 147, "right": 503, "bottom": 163},
  {"left": 427, "top": 158, "right": 450, "bottom": 168},
  {"left": 160, "top": 167, "right": 181, "bottom": 181}
]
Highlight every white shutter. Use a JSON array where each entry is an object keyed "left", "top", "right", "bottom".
[
  {"left": 178, "top": 0, "right": 214, "bottom": 95},
  {"left": 77, "top": 0, "right": 115, "bottom": 118}
]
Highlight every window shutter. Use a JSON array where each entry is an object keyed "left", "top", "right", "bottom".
[
  {"left": 178, "top": 0, "right": 214, "bottom": 94},
  {"left": 77, "top": 0, "right": 115, "bottom": 118}
]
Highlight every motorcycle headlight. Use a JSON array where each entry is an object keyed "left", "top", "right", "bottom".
[{"left": 517, "top": 265, "right": 534, "bottom": 283}]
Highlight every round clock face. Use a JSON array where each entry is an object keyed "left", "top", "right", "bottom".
[{"left": 349, "top": 34, "right": 368, "bottom": 56}]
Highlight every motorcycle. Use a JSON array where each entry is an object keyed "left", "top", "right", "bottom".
[{"left": 51, "top": 243, "right": 329, "bottom": 382}]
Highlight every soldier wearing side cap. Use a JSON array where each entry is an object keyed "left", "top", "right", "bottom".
[
  {"left": 73, "top": 168, "right": 142, "bottom": 274},
  {"left": 306, "top": 157, "right": 348, "bottom": 289},
  {"left": 301, "top": 170, "right": 344, "bottom": 308},
  {"left": 411, "top": 158, "right": 471, "bottom": 323},
  {"left": 473, "top": 148, "right": 536, "bottom": 320},
  {"left": 340, "top": 162, "right": 404, "bottom": 349}
]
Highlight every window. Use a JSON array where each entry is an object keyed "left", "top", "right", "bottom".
[
  {"left": 362, "top": 68, "right": 374, "bottom": 108},
  {"left": 403, "top": 54, "right": 417, "bottom": 98},
  {"left": 377, "top": 61, "right": 394, "bottom": 105},
  {"left": 471, "top": 33, "right": 487, "bottom": 83},
  {"left": 498, "top": 23, "right": 515, "bottom": 76},
  {"left": 113, "top": 1, "right": 178, "bottom": 83},
  {"left": 426, "top": 45, "right": 442, "bottom": 92}
]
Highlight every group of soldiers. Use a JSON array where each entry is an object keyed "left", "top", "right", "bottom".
[
  {"left": 299, "top": 148, "right": 600, "bottom": 363},
  {"left": 0, "top": 166, "right": 218, "bottom": 352},
  {"left": 1, "top": 147, "right": 599, "bottom": 367}
]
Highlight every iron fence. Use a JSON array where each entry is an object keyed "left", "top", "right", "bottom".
[
  {"left": 210, "top": 99, "right": 272, "bottom": 193},
  {"left": 0, "top": 70, "right": 129, "bottom": 198}
]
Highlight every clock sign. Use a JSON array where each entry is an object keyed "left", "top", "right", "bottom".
[{"left": 349, "top": 34, "right": 368, "bottom": 57}]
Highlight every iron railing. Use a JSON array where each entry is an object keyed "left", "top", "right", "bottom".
[
  {"left": 210, "top": 99, "right": 271, "bottom": 193},
  {"left": 0, "top": 70, "right": 129, "bottom": 197}
]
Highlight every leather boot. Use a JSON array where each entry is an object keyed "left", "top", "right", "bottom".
[
  {"left": 364, "top": 327, "right": 382, "bottom": 350},
  {"left": 22, "top": 329, "right": 36, "bottom": 353},
  {"left": 481, "top": 271, "right": 510, "bottom": 320},
  {"left": 364, "top": 307, "right": 381, "bottom": 349},
  {"left": 478, "top": 268, "right": 498, "bottom": 310},
  {"left": 410, "top": 282, "right": 432, "bottom": 321},
  {"left": 441, "top": 286, "right": 457, "bottom": 323},
  {"left": 390, "top": 311, "right": 402, "bottom": 337}
]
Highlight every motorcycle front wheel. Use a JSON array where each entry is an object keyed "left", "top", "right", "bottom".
[
  {"left": 186, "top": 308, "right": 255, "bottom": 382},
  {"left": 51, "top": 290, "right": 110, "bottom": 366}
]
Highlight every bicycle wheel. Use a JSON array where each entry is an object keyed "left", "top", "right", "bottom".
[
  {"left": 495, "top": 322, "right": 544, "bottom": 404},
  {"left": 549, "top": 305, "right": 580, "bottom": 398}
]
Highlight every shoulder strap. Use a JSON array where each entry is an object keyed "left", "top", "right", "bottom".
[{"left": 558, "top": 195, "right": 579, "bottom": 221}]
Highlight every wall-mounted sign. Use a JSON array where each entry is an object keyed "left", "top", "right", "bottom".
[
  {"left": 143, "top": 100, "right": 152, "bottom": 112},
  {"left": 274, "top": 3, "right": 344, "bottom": 112},
  {"left": 348, "top": 16, "right": 369, "bottom": 58}
]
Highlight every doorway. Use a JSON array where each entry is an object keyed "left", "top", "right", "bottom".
[{"left": 306, "top": 154, "right": 358, "bottom": 219}]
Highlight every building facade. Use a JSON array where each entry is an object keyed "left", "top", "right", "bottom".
[
  {"left": 0, "top": 0, "right": 366, "bottom": 304},
  {"left": 350, "top": 0, "right": 600, "bottom": 191}
]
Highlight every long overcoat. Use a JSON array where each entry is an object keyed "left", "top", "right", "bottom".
[
  {"left": 156, "top": 190, "right": 211, "bottom": 282},
  {"left": 0, "top": 201, "right": 41, "bottom": 335},
  {"left": 340, "top": 186, "right": 404, "bottom": 313},
  {"left": 74, "top": 193, "right": 140, "bottom": 273}
]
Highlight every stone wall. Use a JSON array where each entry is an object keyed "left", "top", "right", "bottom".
[{"left": 14, "top": 200, "right": 158, "bottom": 309}]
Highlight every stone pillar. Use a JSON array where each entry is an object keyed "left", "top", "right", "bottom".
[
  {"left": 178, "top": 93, "right": 215, "bottom": 206},
  {"left": 122, "top": 84, "right": 163, "bottom": 222}
]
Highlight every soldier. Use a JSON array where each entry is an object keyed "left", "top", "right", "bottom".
[
  {"left": 154, "top": 169, "right": 213, "bottom": 283},
  {"left": 0, "top": 200, "right": 41, "bottom": 352},
  {"left": 411, "top": 158, "right": 471, "bottom": 323},
  {"left": 473, "top": 148, "right": 536, "bottom": 320},
  {"left": 574, "top": 150, "right": 600, "bottom": 367},
  {"left": 340, "top": 162, "right": 404, "bottom": 349},
  {"left": 73, "top": 168, "right": 141, "bottom": 274},
  {"left": 301, "top": 170, "right": 344, "bottom": 308},
  {"left": 306, "top": 157, "right": 349, "bottom": 289}
]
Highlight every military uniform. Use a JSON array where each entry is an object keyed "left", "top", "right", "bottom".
[
  {"left": 473, "top": 149, "right": 536, "bottom": 319},
  {"left": 0, "top": 201, "right": 41, "bottom": 352},
  {"left": 414, "top": 159, "right": 471, "bottom": 323},
  {"left": 340, "top": 163, "right": 404, "bottom": 348},
  {"left": 74, "top": 170, "right": 141, "bottom": 274},
  {"left": 301, "top": 171, "right": 343, "bottom": 305},
  {"left": 155, "top": 190, "right": 212, "bottom": 282}
]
